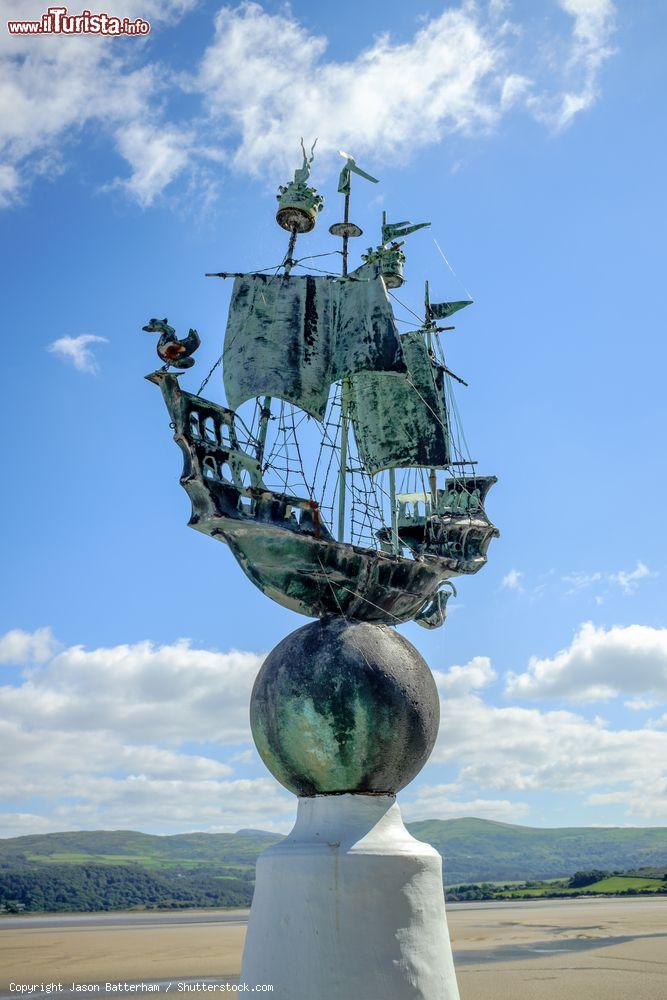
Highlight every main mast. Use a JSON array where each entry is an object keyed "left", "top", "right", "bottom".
[
  {"left": 424, "top": 280, "right": 438, "bottom": 511},
  {"left": 255, "top": 140, "right": 325, "bottom": 468},
  {"left": 329, "top": 152, "right": 378, "bottom": 541}
]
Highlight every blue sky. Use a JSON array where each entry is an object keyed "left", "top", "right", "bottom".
[{"left": 1, "top": 0, "right": 666, "bottom": 837}]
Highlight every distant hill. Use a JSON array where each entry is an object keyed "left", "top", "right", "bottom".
[
  {"left": 406, "top": 817, "right": 667, "bottom": 883},
  {"left": 0, "top": 828, "right": 280, "bottom": 866},
  {"left": 0, "top": 818, "right": 665, "bottom": 913}
]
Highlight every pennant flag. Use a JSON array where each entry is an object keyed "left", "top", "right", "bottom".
[
  {"left": 382, "top": 219, "right": 430, "bottom": 243},
  {"left": 429, "top": 300, "right": 473, "bottom": 320}
]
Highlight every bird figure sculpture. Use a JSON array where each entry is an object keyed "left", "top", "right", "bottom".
[{"left": 142, "top": 318, "right": 201, "bottom": 370}]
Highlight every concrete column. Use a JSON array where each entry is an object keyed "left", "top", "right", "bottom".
[{"left": 241, "top": 794, "right": 460, "bottom": 1000}]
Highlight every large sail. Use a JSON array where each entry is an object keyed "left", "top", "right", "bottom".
[
  {"left": 348, "top": 331, "right": 450, "bottom": 475},
  {"left": 223, "top": 266, "right": 406, "bottom": 420}
]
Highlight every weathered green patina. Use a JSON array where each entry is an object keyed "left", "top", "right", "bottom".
[
  {"left": 250, "top": 618, "right": 440, "bottom": 796},
  {"left": 144, "top": 147, "right": 498, "bottom": 632},
  {"left": 222, "top": 267, "right": 406, "bottom": 420},
  {"left": 361, "top": 213, "right": 431, "bottom": 288},
  {"left": 146, "top": 370, "right": 499, "bottom": 628},
  {"left": 146, "top": 368, "right": 497, "bottom": 628},
  {"left": 348, "top": 330, "right": 450, "bottom": 474},
  {"left": 275, "top": 139, "right": 324, "bottom": 233},
  {"left": 429, "top": 300, "right": 473, "bottom": 320}
]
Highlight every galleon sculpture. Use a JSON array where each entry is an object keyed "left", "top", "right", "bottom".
[{"left": 143, "top": 145, "right": 499, "bottom": 1000}]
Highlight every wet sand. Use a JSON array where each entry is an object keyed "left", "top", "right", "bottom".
[
  {"left": 1, "top": 897, "right": 665, "bottom": 998},
  {"left": 0, "top": 910, "right": 248, "bottom": 988},
  {"left": 452, "top": 897, "right": 667, "bottom": 999}
]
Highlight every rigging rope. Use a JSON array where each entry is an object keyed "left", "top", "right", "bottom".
[
  {"left": 195, "top": 354, "right": 223, "bottom": 397},
  {"left": 387, "top": 289, "right": 424, "bottom": 326},
  {"left": 433, "top": 238, "right": 474, "bottom": 301}
]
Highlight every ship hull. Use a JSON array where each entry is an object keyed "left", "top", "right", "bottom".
[
  {"left": 192, "top": 513, "right": 453, "bottom": 624},
  {"left": 147, "top": 370, "right": 480, "bottom": 628}
]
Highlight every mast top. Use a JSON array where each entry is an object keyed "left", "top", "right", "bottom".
[
  {"left": 336, "top": 151, "right": 379, "bottom": 194},
  {"left": 329, "top": 151, "right": 379, "bottom": 276},
  {"left": 362, "top": 212, "right": 430, "bottom": 289},
  {"left": 276, "top": 139, "right": 324, "bottom": 234}
]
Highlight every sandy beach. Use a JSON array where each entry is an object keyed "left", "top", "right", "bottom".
[
  {"left": 452, "top": 897, "right": 666, "bottom": 999},
  {"left": 1, "top": 897, "right": 665, "bottom": 999}
]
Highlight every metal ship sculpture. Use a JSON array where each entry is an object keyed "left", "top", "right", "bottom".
[{"left": 145, "top": 145, "right": 498, "bottom": 629}]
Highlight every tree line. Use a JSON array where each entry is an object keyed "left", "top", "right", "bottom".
[{"left": 0, "top": 861, "right": 254, "bottom": 913}]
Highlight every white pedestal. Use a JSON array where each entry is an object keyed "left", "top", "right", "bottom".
[{"left": 240, "top": 794, "right": 460, "bottom": 1000}]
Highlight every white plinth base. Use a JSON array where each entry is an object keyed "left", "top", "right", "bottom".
[{"left": 240, "top": 794, "right": 460, "bottom": 1000}]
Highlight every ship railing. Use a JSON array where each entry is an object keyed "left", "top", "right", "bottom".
[
  {"left": 396, "top": 487, "right": 485, "bottom": 527},
  {"left": 149, "top": 372, "right": 332, "bottom": 539},
  {"left": 197, "top": 459, "right": 331, "bottom": 539}
]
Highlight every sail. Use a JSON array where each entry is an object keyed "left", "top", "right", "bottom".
[
  {"left": 348, "top": 331, "right": 450, "bottom": 475},
  {"left": 223, "top": 268, "right": 406, "bottom": 421},
  {"left": 429, "top": 300, "right": 472, "bottom": 320}
]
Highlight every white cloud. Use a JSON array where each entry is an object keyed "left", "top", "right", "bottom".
[
  {"left": 0, "top": 636, "right": 262, "bottom": 744},
  {"left": 4, "top": 619, "right": 664, "bottom": 834},
  {"left": 561, "top": 562, "right": 656, "bottom": 604},
  {"left": 0, "top": 812, "right": 67, "bottom": 838},
  {"left": 0, "top": 627, "right": 58, "bottom": 665},
  {"left": 610, "top": 561, "right": 652, "bottom": 594},
  {"left": 195, "top": 1, "right": 618, "bottom": 180},
  {"left": 434, "top": 656, "right": 496, "bottom": 696},
  {"left": 586, "top": 775, "right": 667, "bottom": 822},
  {"left": 500, "top": 73, "right": 531, "bottom": 110},
  {"left": 0, "top": 719, "right": 232, "bottom": 795},
  {"left": 562, "top": 561, "right": 653, "bottom": 601},
  {"left": 428, "top": 678, "right": 667, "bottom": 821},
  {"left": 0, "top": 1, "right": 198, "bottom": 208},
  {"left": 501, "top": 568, "right": 524, "bottom": 592},
  {"left": 552, "top": 0, "right": 617, "bottom": 128},
  {"left": 436, "top": 695, "right": 656, "bottom": 790},
  {"left": 47, "top": 334, "right": 108, "bottom": 374},
  {"left": 196, "top": 2, "right": 509, "bottom": 179},
  {"left": 0, "top": 763, "right": 293, "bottom": 837},
  {"left": 113, "top": 121, "right": 195, "bottom": 207},
  {"left": 625, "top": 697, "right": 656, "bottom": 711},
  {"left": 42, "top": 775, "right": 293, "bottom": 834},
  {"left": 1, "top": 2, "right": 618, "bottom": 209},
  {"left": 562, "top": 570, "right": 603, "bottom": 593},
  {"left": 401, "top": 785, "right": 529, "bottom": 823},
  {"left": 506, "top": 622, "right": 667, "bottom": 701},
  {"left": 0, "top": 630, "right": 294, "bottom": 835},
  {"left": 0, "top": 163, "right": 20, "bottom": 209}
]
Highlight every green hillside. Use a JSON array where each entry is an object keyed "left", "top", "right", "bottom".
[
  {"left": 0, "top": 829, "right": 281, "bottom": 866},
  {"left": 0, "top": 818, "right": 665, "bottom": 914},
  {"left": 408, "top": 817, "right": 667, "bottom": 883}
]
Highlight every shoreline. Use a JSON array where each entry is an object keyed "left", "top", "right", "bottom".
[{"left": 2, "top": 892, "right": 666, "bottom": 923}]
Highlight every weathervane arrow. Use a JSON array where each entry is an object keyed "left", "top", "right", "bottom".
[{"left": 337, "top": 151, "right": 379, "bottom": 194}]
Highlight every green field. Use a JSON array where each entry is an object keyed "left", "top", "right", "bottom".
[
  {"left": 23, "top": 852, "right": 244, "bottom": 870},
  {"left": 446, "top": 871, "right": 667, "bottom": 902},
  {"left": 583, "top": 875, "right": 665, "bottom": 892}
]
